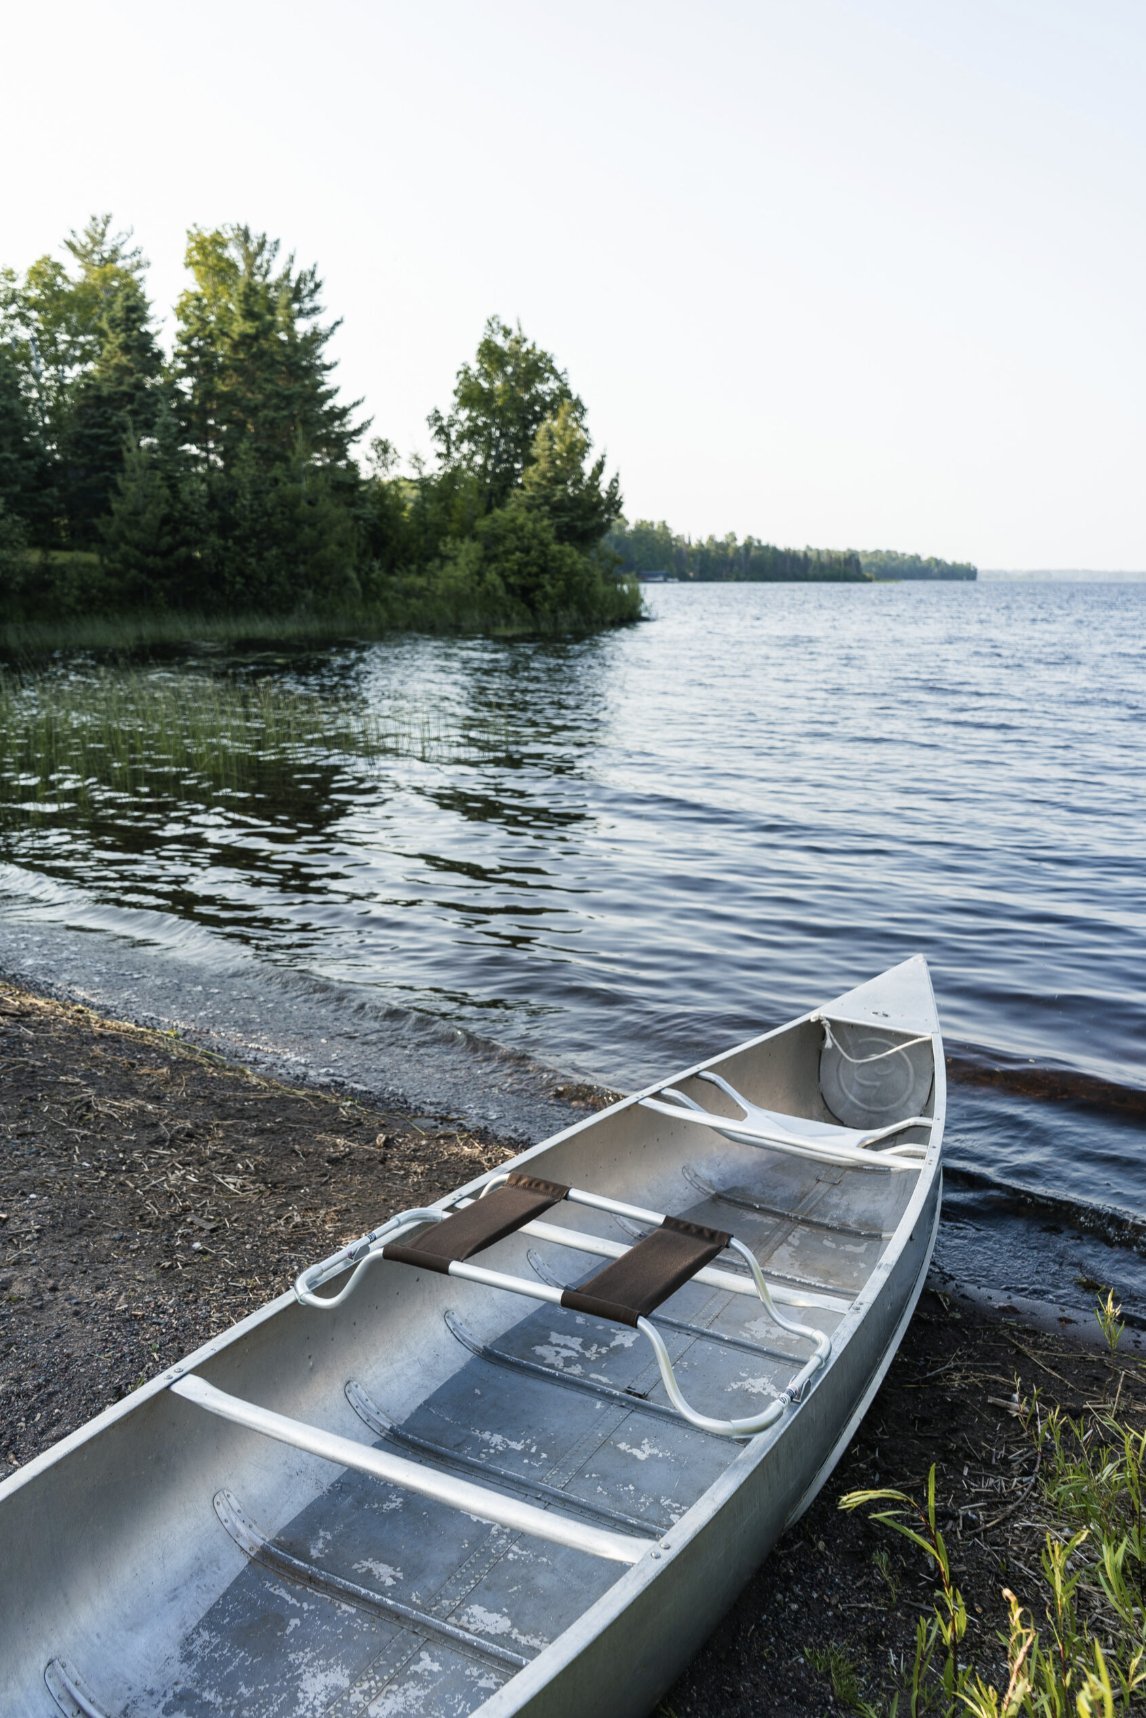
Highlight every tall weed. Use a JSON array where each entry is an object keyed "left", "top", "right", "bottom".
[{"left": 836, "top": 1296, "right": 1145, "bottom": 1717}]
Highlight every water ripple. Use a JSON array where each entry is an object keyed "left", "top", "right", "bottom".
[{"left": 1, "top": 581, "right": 1144, "bottom": 1272}]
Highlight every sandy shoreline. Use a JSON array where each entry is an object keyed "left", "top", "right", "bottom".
[{"left": 2, "top": 978, "right": 1142, "bottom": 1715}]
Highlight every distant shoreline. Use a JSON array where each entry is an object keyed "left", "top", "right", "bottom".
[
  {"left": 979, "top": 568, "right": 1146, "bottom": 580},
  {"left": 639, "top": 569, "right": 1146, "bottom": 584}
]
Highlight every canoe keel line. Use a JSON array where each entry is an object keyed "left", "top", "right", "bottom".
[{"left": 3, "top": 956, "right": 944, "bottom": 1718}]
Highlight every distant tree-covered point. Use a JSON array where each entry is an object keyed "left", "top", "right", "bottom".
[
  {"left": 606, "top": 521, "right": 978, "bottom": 585},
  {"left": 858, "top": 548, "right": 977, "bottom": 582},
  {"left": 0, "top": 218, "right": 639, "bottom": 640},
  {"left": 606, "top": 519, "right": 865, "bottom": 583}
]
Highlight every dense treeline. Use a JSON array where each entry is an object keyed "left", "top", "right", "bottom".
[
  {"left": 858, "top": 549, "right": 977, "bottom": 581},
  {"left": 0, "top": 218, "right": 638, "bottom": 635},
  {"left": 606, "top": 521, "right": 977, "bottom": 584},
  {"left": 606, "top": 518, "right": 865, "bottom": 582}
]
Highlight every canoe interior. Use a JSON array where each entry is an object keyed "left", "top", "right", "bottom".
[{"left": 3, "top": 994, "right": 942, "bottom": 1718}]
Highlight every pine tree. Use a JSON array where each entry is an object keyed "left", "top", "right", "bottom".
[
  {"left": 516, "top": 400, "right": 622, "bottom": 552},
  {"left": 100, "top": 400, "right": 199, "bottom": 607},
  {"left": 4, "top": 218, "right": 146, "bottom": 453},
  {"left": 273, "top": 438, "right": 361, "bottom": 607},
  {"left": 174, "top": 226, "right": 366, "bottom": 475},
  {"left": 1, "top": 216, "right": 152, "bottom": 546},
  {"left": 62, "top": 279, "right": 164, "bottom": 546},
  {"left": 172, "top": 226, "right": 366, "bottom": 610}
]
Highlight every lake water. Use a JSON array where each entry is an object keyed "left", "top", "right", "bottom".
[{"left": 2, "top": 580, "right": 1143, "bottom": 1320}]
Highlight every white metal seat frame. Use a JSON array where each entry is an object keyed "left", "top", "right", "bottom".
[
  {"left": 295, "top": 1174, "right": 831, "bottom": 1440},
  {"left": 639, "top": 1063, "right": 933, "bottom": 1172}
]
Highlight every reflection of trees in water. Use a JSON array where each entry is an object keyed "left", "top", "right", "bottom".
[
  {"left": 450, "top": 636, "right": 615, "bottom": 749},
  {"left": 313, "top": 633, "right": 618, "bottom": 762},
  {"left": 0, "top": 747, "right": 359, "bottom": 936},
  {"left": 0, "top": 632, "right": 626, "bottom": 935},
  {"left": 315, "top": 633, "right": 622, "bottom": 845},
  {"left": 410, "top": 639, "right": 612, "bottom": 847},
  {"left": 0, "top": 668, "right": 399, "bottom": 926},
  {"left": 422, "top": 782, "right": 587, "bottom": 837},
  {"left": 260, "top": 637, "right": 622, "bottom": 922},
  {"left": 0, "top": 673, "right": 366, "bottom": 829}
]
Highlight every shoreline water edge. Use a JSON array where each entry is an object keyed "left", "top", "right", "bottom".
[{"left": 3, "top": 977, "right": 1143, "bottom": 1715}]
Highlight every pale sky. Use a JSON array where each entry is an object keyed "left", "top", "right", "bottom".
[{"left": 3, "top": 0, "right": 1143, "bottom": 568}]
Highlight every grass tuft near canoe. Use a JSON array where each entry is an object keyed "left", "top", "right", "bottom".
[{"left": 1, "top": 956, "right": 944, "bottom": 1717}]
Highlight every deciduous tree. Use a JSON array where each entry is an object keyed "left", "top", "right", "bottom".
[
  {"left": 1, "top": 217, "right": 147, "bottom": 458},
  {"left": 429, "top": 317, "right": 581, "bottom": 513}
]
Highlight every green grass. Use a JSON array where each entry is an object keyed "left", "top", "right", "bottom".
[
  {"left": 805, "top": 1643, "right": 872, "bottom": 1710},
  {"left": 0, "top": 579, "right": 645, "bottom": 661},
  {"left": 0, "top": 607, "right": 379, "bottom": 659},
  {"left": 836, "top": 1295, "right": 1146, "bottom": 1717}
]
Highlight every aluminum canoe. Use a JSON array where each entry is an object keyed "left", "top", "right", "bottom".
[{"left": 0, "top": 955, "right": 944, "bottom": 1718}]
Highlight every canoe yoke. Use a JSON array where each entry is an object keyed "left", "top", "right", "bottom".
[
  {"left": 638, "top": 1023, "right": 935, "bottom": 1170},
  {"left": 292, "top": 1173, "right": 831, "bottom": 1441}
]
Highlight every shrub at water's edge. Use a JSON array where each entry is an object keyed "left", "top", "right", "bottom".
[{"left": 0, "top": 552, "right": 643, "bottom": 656}]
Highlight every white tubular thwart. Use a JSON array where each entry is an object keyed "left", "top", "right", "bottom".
[{"left": 171, "top": 1373, "right": 654, "bottom": 1565}]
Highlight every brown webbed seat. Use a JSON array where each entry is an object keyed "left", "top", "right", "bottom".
[
  {"left": 561, "top": 1216, "right": 731, "bottom": 1327},
  {"left": 380, "top": 1177, "right": 730, "bottom": 1331},
  {"left": 296, "top": 1172, "right": 831, "bottom": 1438},
  {"left": 381, "top": 1173, "right": 569, "bottom": 1275}
]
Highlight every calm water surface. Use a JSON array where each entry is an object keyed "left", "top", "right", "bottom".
[{"left": 2, "top": 581, "right": 1143, "bottom": 1309}]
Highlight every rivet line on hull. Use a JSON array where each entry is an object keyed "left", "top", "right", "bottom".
[
  {"left": 213, "top": 1488, "right": 529, "bottom": 1671},
  {"left": 345, "top": 1377, "right": 671, "bottom": 1535}
]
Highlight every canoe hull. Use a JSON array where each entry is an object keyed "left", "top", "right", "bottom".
[{"left": 0, "top": 957, "right": 944, "bottom": 1717}]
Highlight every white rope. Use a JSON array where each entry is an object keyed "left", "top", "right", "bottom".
[{"left": 819, "top": 1019, "right": 932, "bottom": 1065}]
